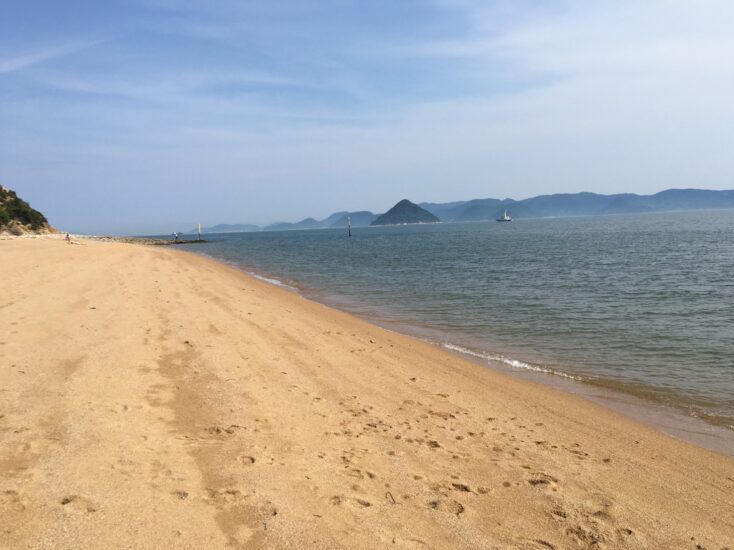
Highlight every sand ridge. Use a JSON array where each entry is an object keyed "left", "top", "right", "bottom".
[{"left": 1, "top": 238, "right": 732, "bottom": 549}]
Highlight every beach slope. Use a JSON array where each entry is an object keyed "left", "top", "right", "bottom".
[{"left": 1, "top": 239, "right": 732, "bottom": 549}]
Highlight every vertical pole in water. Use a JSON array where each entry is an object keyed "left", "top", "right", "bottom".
[
  {"left": 197, "top": 223, "right": 202, "bottom": 241},
  {"left": 347, "top": 216, "right": 352, "bottom": 238}
]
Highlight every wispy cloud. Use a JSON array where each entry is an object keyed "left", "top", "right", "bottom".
[
  {"left": 33, "top": 70, "right": 307, "bottom": 100},
  {"left": 2, "top": 0, "right": 734, "bottom": 233},
  {"left": 0, "top": 40, "right": 103, "bottom": 74}
]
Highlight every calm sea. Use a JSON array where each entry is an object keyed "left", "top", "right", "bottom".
[{"left": 182, "top": 210, "right": 734, "bottom": 434}]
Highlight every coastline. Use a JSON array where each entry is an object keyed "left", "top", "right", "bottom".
[
  {"left": 195, "top": 250, "right": 734, "bottom": 457},
  {"left": 1, "top": 237, "right": 733, "bottom": 548}
]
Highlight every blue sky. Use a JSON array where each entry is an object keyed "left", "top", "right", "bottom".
[{"left": 2, "top": 1, "right": 733, "bottom": 234}]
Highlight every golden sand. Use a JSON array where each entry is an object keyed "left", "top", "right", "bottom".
[{"left": 1, "top": 238, "right": 732, "bottom": 548}]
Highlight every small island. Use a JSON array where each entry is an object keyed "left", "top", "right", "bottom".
[{"left": 370, "top": 199, "right": 441, "bottom": 226}]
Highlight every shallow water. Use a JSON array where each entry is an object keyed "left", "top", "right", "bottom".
[{"left": 182, "top": 210, "right": 734, "bottom": 431}]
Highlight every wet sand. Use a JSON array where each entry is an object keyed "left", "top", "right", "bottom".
[{"left": 1, "top": 238, "right": 732, "bottom": 549}]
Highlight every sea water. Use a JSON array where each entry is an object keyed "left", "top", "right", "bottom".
[{"left": 182, "top": 210, "right": 734, "bottom": 434}]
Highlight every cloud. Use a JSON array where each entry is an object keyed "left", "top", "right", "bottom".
[
  {"left": 0, "top": 40, "right": 103, "bottom": 74},
  {"left": 3, "top": 1, "right": 734, "bottom": 233},
  {"left": 32, "top": 69, "right": 307, "bottom": 102}
]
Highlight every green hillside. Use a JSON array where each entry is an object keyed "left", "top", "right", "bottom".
[{"left": 0, "top": 186, "right": 50, "bottom": 232}]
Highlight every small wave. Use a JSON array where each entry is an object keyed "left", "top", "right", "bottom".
[
  {"left": 248, "top": 272, "right": 298, "bottom": 292},
  {"left": 188, "top": 251, "right": 301, "bottom": 294},
  {"left": 440, "top": 343, "right": 582, "bottom": 381}
]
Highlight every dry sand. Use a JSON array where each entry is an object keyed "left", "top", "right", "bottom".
[{"left": 1, "top": 238, "right": 732, "bottom": 549}]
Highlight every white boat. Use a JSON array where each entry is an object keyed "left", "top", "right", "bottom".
[{"left": 496, "top": 209, "right": 512, "bottom": 222}]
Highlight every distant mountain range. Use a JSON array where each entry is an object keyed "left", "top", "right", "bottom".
[
  {"left": 190, "top": 188, "right": 734, "bottom": 234},
  {"left": 419, "top": 189, "right": 734, "bottom": 222},
  {"left": 262, "top": 210, "right": 379, "bottom": 232},
  {"left": 330, "top": 211, "right": 377, "bottom": 228},
  {"left": 193, "top": 210, "right": 378, "bottom": 234}
]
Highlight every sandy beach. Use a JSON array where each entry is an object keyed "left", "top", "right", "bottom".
[{"left": 1, "top": 238, "right": 732, "bottom": 549}]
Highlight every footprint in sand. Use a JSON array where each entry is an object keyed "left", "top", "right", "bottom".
[
  {"left": 428, "top": 498, "right": 465, "bottom": 516},
  {"left": 205, "top": 487, "right": 249, "bottom": 506},
  {"left": 527, "top": 472, "right": 559, "bottom": 489},
  {"left": 565, "top": 524, "right": 607, "bottom": 547},
  {"left": 532, "top": 540, "right": 557, "bottom": 550},
  {"left": 1, "top": 490, "right": 26, "bottom": 512},
  {"left": 60, "top": 495, "right": 99, "bottom": 514}
]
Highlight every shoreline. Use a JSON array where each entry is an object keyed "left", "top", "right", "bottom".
[
  {"left": 2, "top": 237, "right": 733, "bottom": 548},
  {"left": 7, "top": 233, "right": 732, "bottom": 450},
  {"left": 192, "top": 249, "right": 734, "bottom": 457}
]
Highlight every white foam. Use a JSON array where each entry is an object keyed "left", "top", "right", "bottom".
[
  {"left": 248, "top": 272, "right": 298, "bottom": 291},
  {"left": 440, "top": 342, "right": 582, "bottom": 381},
  {"left": 189, "top": 252, "right": 299, "bottom": 292}
]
